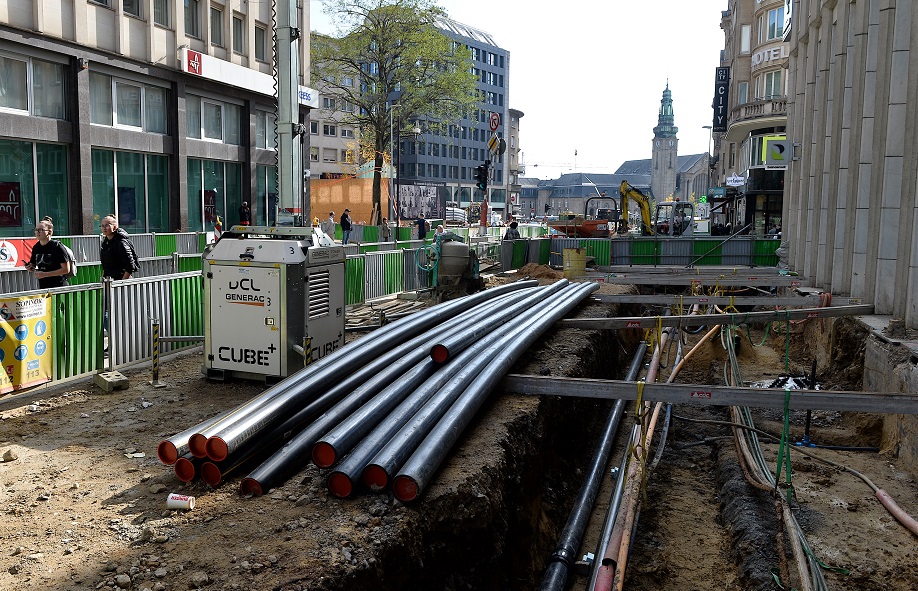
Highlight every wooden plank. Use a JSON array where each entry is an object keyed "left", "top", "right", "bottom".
[
  {"left": 557, "top": 304, "right": 874, "bottom": 330},
  {"left": 501, "top": 375, "right": 918, "bottom": 414}
]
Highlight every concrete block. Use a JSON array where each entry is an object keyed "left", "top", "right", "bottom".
[{"left": 94, "top": 371, "right": 130, "bottom": 392}]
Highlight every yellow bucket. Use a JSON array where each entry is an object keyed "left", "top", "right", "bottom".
[{"left": 562, "top": 248, "right": 587, "bottom": 278}]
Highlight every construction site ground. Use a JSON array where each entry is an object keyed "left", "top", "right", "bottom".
[{"left": 1, "top": 266, "right": 916, "bottom": 591}]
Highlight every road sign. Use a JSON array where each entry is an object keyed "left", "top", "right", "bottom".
[
  {"left": 489, "top": 112, "right": 500, "bottom": 131},
  {"left": 488, "top": 135, "right": 499, "bottom": 152}
]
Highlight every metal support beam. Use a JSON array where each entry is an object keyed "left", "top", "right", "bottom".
[
  {"left": 590, "top": 294, "right": 859, "bottom": 307},
  {"left": 501, "top": 375, "right": 918, "bottom": 414},
  {"left": 602, "top": 274, "right": 805, "bottom": 287},
  {"left": 557, "top": 304, "right": 874, "bottom": 330}
]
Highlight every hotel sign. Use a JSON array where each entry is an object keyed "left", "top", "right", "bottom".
[{"left": 712, "top": 67, "right": 730, "bottom": 133}]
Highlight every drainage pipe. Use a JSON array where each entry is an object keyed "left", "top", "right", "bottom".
[
  {"left": 540, "top": 341, "right": 647, "bottom": 591},
  {"left": 236, "top": 286, "right": 559, "bottom": 495},
  {"left": 327, "top": 284, "right": 585, "bottom": 498},
  {"left": 389, "top": 282, "right": 601, "bottom": 501},
  {"left": 202, "top": 283, "right": 539, "bottom": 461},
  {"left": 173, "top": 453, "right": 204, "bottom": 482},
  {"left": 188, "top": 281, "right": 538, "bottom": 457},
  {"left": 158, "top": 410, "right": 234, "bottom": 464}
]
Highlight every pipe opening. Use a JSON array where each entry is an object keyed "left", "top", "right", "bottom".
[
  {"left": 205, "top": 437, "right": 229, "bottom": 462},
  {"left": 312, "top": 441, "right": 337, "bottom": 468},
  {"left": 173, "top": 457, "right": 196, "bottom": 482},
  {"left": 188, "top": 434, "right": 209, "bottom": 458},
  {"left": 362, "top": 464, "right": 388, "bottom": 491},
  {"left": 327, "top": 472, "right": 353, "bottom": 498}
]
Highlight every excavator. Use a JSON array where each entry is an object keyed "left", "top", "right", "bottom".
[{"left": 618, "top": 180, "right": 694, "bottom": 237}]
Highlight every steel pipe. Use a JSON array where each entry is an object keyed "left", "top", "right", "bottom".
[
  {"left": 384, "top": 282, "right": 600, "bottom": 501},
  {"left": 158, "top": 410, "right": 233, "bottom": 464}
]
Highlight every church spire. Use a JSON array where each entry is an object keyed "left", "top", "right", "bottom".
[{"left": 653, "top": 81, "right": 678, "bottom": 138}]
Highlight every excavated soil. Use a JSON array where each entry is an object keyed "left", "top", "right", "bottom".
[{"left": 1, "top": 273, "right": 916, "bottom": 591}]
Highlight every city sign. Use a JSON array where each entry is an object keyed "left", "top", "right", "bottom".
[
  {"left": 762, "top": 136, "right": 790, "bottom": 169},
  {"left": 712, "top": 67, "right": 730, "bottom": 132},
  {"left": 489, "top": 112, "right": 500, "bottom": 131},
  {"left": 726, "top": 174, "right": 746, "bottom": 187}
]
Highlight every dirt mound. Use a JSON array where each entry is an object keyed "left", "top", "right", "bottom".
[{"left": 516, "top": 263, "right": 563, "bottom": 280}]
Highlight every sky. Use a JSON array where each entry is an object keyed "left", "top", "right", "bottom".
[{"left": 309, "top": 0, "right": 726, "bottom": 180}]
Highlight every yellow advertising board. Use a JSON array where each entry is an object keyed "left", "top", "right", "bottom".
[{"left": 0, "top": 295, "right": 53, "bottom": 394}]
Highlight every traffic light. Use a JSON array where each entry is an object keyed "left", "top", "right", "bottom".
[{"left": 474, "top": 160, "right": 490, "bottom": 191}]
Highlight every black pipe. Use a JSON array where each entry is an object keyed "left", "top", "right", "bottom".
[
  {"left": 540, "top": 342, "right": 647, "bottom": 591},
  {"left": 587, "top": 342, "right": 647, "bottom": 589},
  {"left": 157, "top": 410, "right": 233, "bottom": 464},
  {"left": 387, "top": 282, "right": 600, "bottom": 501},
  {"left": 202, "top": 281, "right": 540, "bottom": 461},
  {"left": 235, "top": 287, "right": 557, "bottom": 495}
]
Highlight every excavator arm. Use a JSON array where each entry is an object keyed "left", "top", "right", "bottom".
[{"left": 619, "top": 180, "right": 654, "bottom": 235}]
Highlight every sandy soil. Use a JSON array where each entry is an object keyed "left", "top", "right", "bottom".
[{"left": 1, "top": 271, "right": 916, "bottom": 591}]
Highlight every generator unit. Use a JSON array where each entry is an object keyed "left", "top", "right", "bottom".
[{"left": 202, "top": 226, "right": 345, "bottom": 382}]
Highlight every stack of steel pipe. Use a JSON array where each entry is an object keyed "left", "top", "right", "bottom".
[{"left": 159, "top": 281, "right": 535, "bottom": 485}]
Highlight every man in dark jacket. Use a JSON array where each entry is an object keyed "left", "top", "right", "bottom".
[
  {"left": 340, "top": 209, "right": 353, "bottom": 244},
  {"left": 100, "top": 215, "right": 140, "bottom": 279}
]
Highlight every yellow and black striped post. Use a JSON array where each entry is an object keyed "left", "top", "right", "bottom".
[
  {"left": 304, "top": 336, "right": 313, "bottom": 367},
  {"left": 150, "top": 319, "right": 166, "bottom": 388}
]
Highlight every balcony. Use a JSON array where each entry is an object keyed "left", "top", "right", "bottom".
[{"left": 730, "top": 97, "right": 787, "bottom": 124}]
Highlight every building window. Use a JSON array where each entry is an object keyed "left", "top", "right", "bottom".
[
  {"left": 0, "top": 55, "right": 28, "bottom": 112},
  {"left": 310, "top": 146, "right": 319, "bottom": 162},
  {"left": 323, "top": 124, "right": 337, "bottom": 136},
  {"left": 740, "top": 25, "right": 751, "bottom": 54},
  {"left": 31, "top": 59, "right": 67, "bottom": 119},
  {"left": 115, "top": 81, "right": 143, "bottom": 128},
  {"left": 144, "top": 86, "right": 167, "bottom": 133},
  {"left": 342, "top": 77, "right": 354, "bottom": 87},
  {"left": 90, "top": 0, "right": 111, "bottom": 6},
  {"left": 185, "top": 0, "right": 200, "bottom": 38},
  {"left": 123, "top": 0, "right": 141, "bottom": 18},
  {"left": 322, "top": 97, "right": 335, "bottom": 109},
  {"left": 322, "top": 148, "right": 337, "bottom": 162},
  {"left": 0, "top": 141, "right": 69, "bottom": 237},
  {"left": 153, "top": 0, "right": 169, "bottom": 26},
  {"left": 186, "top": 158, "right": 242, "bottom": 232},
  {"left": 187, "top": 94, "right": 242, "bottom": 144},
  {"left": 210, "top": 6, "right": 224, "bottom": 47},
  {"left": 91, "top": 149, "right": 170, "bottom": 233},
  {"left": 341, "top": 128, "right": 355, "bottom": 139},
  {"left": 254, "top": 24, "right": 267, "bottom": 61},
  {"left": 342, "top": 149, "right": 353, "bottom": 163},
  {"left": 737, "top": 81, "right": 748, "bottom": 105},
  {"left": 232, "top": 15, "right": 244, "bottom": 53},
  {"left": 310, "top": 121, "right": 319, "bottom": 134},
  {"left": 763, "top": 70, "right": 782, "bottom": 99},
  {"left": 256, "top": 109, "right": 277, "bottom": 149},
  {"left": 766, "top": 7, "right": 785, "bottom": 41}
]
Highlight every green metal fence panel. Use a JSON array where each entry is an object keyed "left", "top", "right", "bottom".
[
  {"left": 198, "top": 233, "right": 208, "bottom": 252},
  {"left": 538, "top": 238, "right": 552, "bottom": 264},
  {"left": 345, "top": 257, "right": 365, "bottom": 305},
  {"left": 178, "top": 255, "right": 203, "bottom": 273},
  {"left": 511, "top": 240, "right": 528, "bottom": 269},
  {"left": 583, "top": 239, "right": 611, "bottom": 266},
  {"left": 753, "top": 238, "right": 780, "bottom": 266},
  {"left": 169, "top": 274, "right": 204, "bottom": 349},
  {"left": 691, "top": 240, "right": 724, "bottom": 266},
  {"left": 155, "top": 234, "right": 179, "bottom": 257},
  {"left": 53, "top": 288, "right": 103, "bottom": 379},
  {"left": 384, "top": 251, "right": 404, "bottom": 294},
  {"left": 631, "top": 238, "right": 661, "bottom": 265},
  {"left": 362, "top": 225, "right": 379, "bottom": 243},
  {"left": 67, "top": 261, "right": 104, "bottom": 286},
  {"left": 397, "top": 226, "right": 412, "bottom": 242}
]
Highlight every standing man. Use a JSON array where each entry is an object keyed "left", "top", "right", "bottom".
[
  {"left": 26, "top": 216, "right": 71, "bottom": 288},
  {"left": 238, "top": 201, "right": 251, "bottom": 226},
  {"left": 340, "top": 209, "right": 353, "bottom": 244},
  {"left": 100, "top": 215, "right": 139, "bottom": 280},
  {"left": 416, "top": 212, "right": 428, "bottom": 241}
]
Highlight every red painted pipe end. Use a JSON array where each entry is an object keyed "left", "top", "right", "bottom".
[
  {"left": 173, "top": 457, "right": 196, "bottom": 482},
  {"left": 430, "top": 344, "right": 449, "bottom": 363},
  {"left": 187, "top": 434, "right": 208, "bottom": 458},
  {"left": 239, "top": 478, "right": 263, "bottom": 497},
  {"left": 327, "top": 472, "right": 353, "bottom": 498},
  {"left": 205, "top": 437, "right": 229, "bottom": 462},
  {"left": 392, "top": 475, "right": 419, "bottom": 502},
  {"left": 200, "top": 462, "right": 222, "bottom": 487},
  {"left": 362, "top": 464, "right": 388, "bottom": 492},
  {"left": 312, "top": 442, "right": 336, "bottom": 468},
  {"left": 157, "top": 441, "right": 179, "bottom": 465}
]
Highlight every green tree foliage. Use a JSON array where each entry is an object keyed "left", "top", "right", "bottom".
[{"left": 312, "top": 0, "right": 478, "bottom": 223}]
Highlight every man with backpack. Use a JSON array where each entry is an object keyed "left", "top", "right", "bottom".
[
  {"left": 100, "top": 215, "right": 140, "bottom": 280},
  {"left": 25, "top": 216, "right": 72, "bottom": 289}
]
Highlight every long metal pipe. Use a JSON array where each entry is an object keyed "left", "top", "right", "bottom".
[
  {"left": 387, "top": 282, "right": 601, "bottom": 501},
  {"left": 201, "top": 282, "right": 539, "bottom": 461},
  {"left": 540, "top": 341, "right": 647, "bottom": 591},
  {"left": 157, "top": 410, "right": 233, "bottom": 464},
  {"left": 326, "top": 329, "right": 506, "bottom": 498},
  {"left": 234, "top": 286, "right": 558, "bottom": 494},
  {"left": 189, "top": 281, "right": 538, "bottom": 457}
]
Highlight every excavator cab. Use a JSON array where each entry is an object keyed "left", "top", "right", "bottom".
[{"left": 653, "top": 201, "right": 694, "bottom": 237}]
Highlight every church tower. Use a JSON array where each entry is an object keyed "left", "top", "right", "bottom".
[{"left": 651, "top": 82, "right": 679, "bottom": 202}]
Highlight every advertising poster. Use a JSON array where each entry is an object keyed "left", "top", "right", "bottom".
[
  {"left": 0, "top": 295, "right": 53, "bottom": 395},
  {"left": 0, "top": 238, "right": 34, "bottom": 269},
  {"left": 0, "top": 181, "right": 23, "bottom": 227}
]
